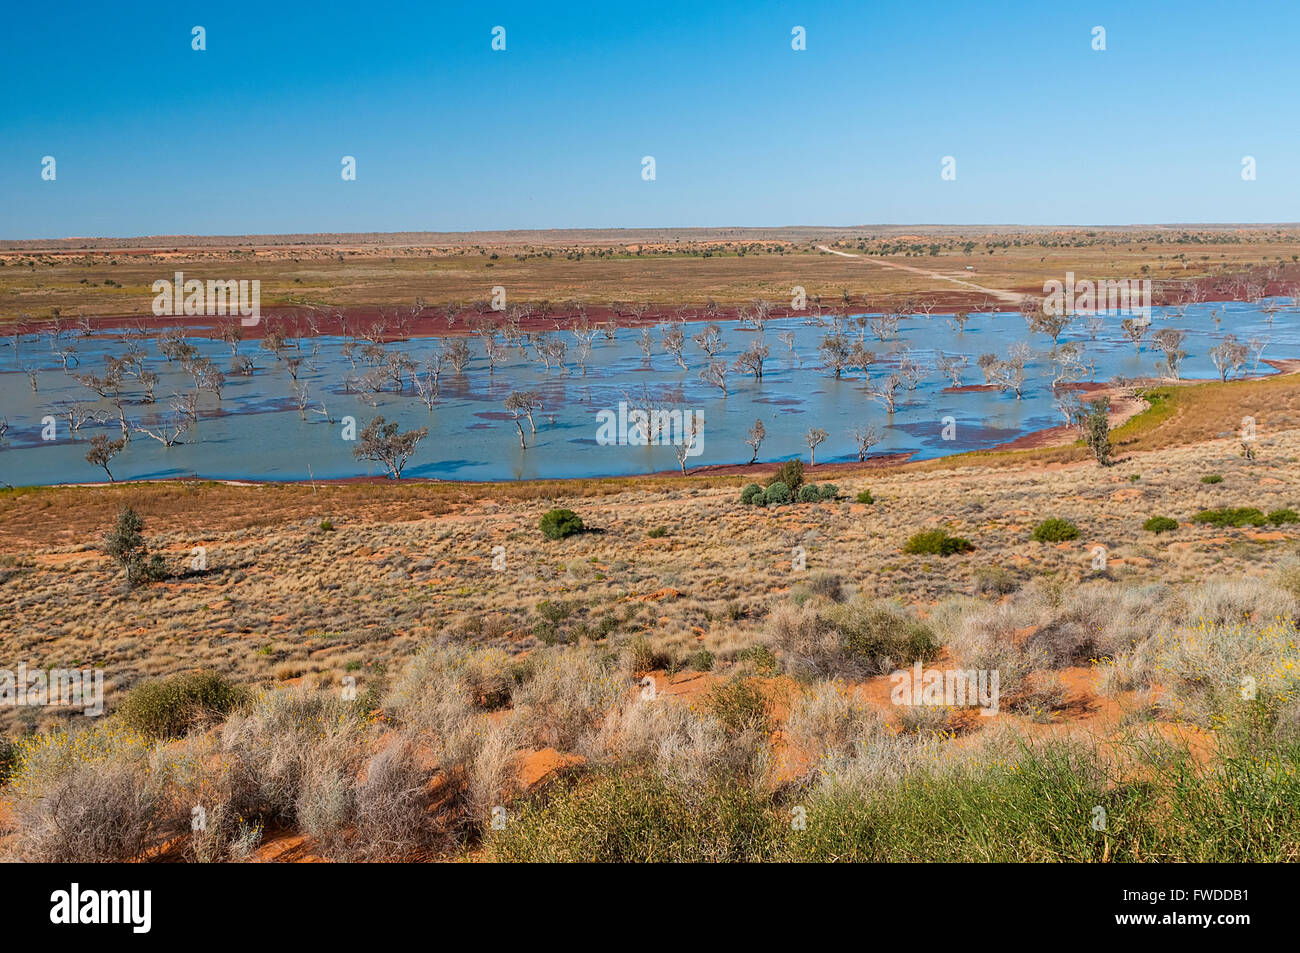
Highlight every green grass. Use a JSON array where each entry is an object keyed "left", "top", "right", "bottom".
[{"left": 486, "top": 724, "right": 1300, "bottom": 862}]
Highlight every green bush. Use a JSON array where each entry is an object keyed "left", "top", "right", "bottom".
[
  {"left": 767, "top": 459, "right": 804, "bottom": 491},
  {"left": 1031, "top": 518, "right": 1080, "bottom": 543},
  {"left": 734, "top": 645, "right": 778, "bottom": 675},
  {"left": 1268, "top": 508, "right": 1299, "bottom": 525},
  {"left": 1201, "top": 474, "right": 1223, "bottom": 484},
  {"left": 707, "top": 679, "right": 772, "bottom": 734},
  {"left": 739, "top": 483, "right": 763, "bottom": 505},
  {"left": 540, "top": 508, "right": 584, "bottom": 540},
  {"left": 856, "top": 489, "right": 875, "bottom": 504},
  {"left": 318, "top": 519, "right": 335, "bottom": 532},
  {"left": 646, "top": 526, "right": 668, "bottom": 538},
  {"left": 0, "top": 737, "right": 16, "bottom": 787},
  {"left": 797, "top": 484, "right": 821, "bottom": 503},
  {"left": 819, "top": 484, "right": 839, "bottom": 501},
  {"left": 764, "top": 482, "right": 792, "bottom": 506},
  {"left": 903, "top": 528, "right": 973, "bottom": 556},
  {"left": 1192, "top": 508, "right": 1268, "bottom": 528},
  {"left": 825, "top": 600, "right": 938, "bottom": 672},
  {"left": 687, "top": 648, "right": 715, "bottom": 672},
  {"left": 1144, "top": 516, "right": 1179, "bottom": 534},
  {"left": 117, "top": 671, "right": 248, "bottom": 740}
]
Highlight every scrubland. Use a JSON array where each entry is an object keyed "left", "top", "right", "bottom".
[{"left": 3, "top": 375, "right": 1300, "bottom": 862}]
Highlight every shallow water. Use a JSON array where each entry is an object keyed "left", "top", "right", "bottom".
[{"left": 0, "top": 302, "right": 1295, "bottom": 485}]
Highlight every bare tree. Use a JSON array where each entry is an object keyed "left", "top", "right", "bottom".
[
  {"left": 1082, "top": 313, "right": 1106, "bottom": 341},
  {"left": 352, "top": 416, "right": 428, "bottom": 479},
  {"left": 1151, "top": 327, "right": 1187, "bottom": 380},
  {"left": 805, "top": 427, "right": 828, "bottom": 465},
  {"left": 869, "top": 374, "right": 903, "bottom": 414},
  {"left": 1121, "top": 317, "right": 1150, "bottom": 353},
  {"left": 819, "top": 333, "right": 851, "bottom": 378},
  {"left": 693, "top": 323, "right": 724, "bottom": 359},
  {"left": 734, "top": 340, "right": 769, "bottom": 380},
  {"left": 988, "top": 342, "right": 1031, "bottom": 399},
  {"left": 699, "top": 361, "right": 729, "bottom": 396},
  {"left": 850, "top": 422, "right": 881, "bottom": 462},
  {"left": 866, "top": 311, "right": 900, "bottom": 342},
  {"left": 661, "top": 323, "right": 687, "bottom": 370},
  {"left": 504, "top": 390, "right": 543, "bottom": 443},
  {"left": 292, "top": 382, "right": 311, "bottom": 420},
  {"left": 85, "top": 433, "right": 126, "bottom": 481},
  {"left": 412, "top": 354, "right": 446, "bottom": 411},
  {"left": 673, "top": 416, "right": 702, "bottom": 476},
  {"left": 1209, "top": 335, "right": 1249, "bottom": 381},
  {"left": 744, "top": 418, "right": 766, "bottom": 464},
  {"left": 934, "top": 351, "right": 968, "bottom": 387},
  {"left": 635, "top": 327, "right": 654, "bottom": 363},
  {"left": 445, "top": 338, "right": 473, "bottom": 375},
  {"left": 1030, "top": 310, "right": 1072, "bottom": 344},
  {"left": 948, "top": 310, "right": 972, "bottom": 333}
]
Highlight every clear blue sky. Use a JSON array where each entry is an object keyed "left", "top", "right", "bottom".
[{"left": 2, "top": 0, "right": 1296, "bottom": 238}]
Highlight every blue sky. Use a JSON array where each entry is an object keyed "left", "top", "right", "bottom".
[{"left": 1, "top": 0, "right": 1296, "bottom": 238}]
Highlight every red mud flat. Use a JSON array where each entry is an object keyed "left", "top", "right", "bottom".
[
  {"left": 45, "top": 303, "right": 815, "bottom": 343},
  {"left": 987, "top": 384, "right": 1145, "bottom": 453},
  {"left": 640, "top": 453, "right": 916, "bottom": 480}
]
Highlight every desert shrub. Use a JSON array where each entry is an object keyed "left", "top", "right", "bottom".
[
  {"left": 510, "top": 648, "right": 625, "bottom": 750},
  {"left": 856, "top": 488, "right": 874, "bottom": 504},
  {"left": 804, "top": 570, "right": 846, "bottom": 603},
  {"left": 768, "top": 458, "right": 804, "bottom": 491},
  {"left": 1010, "top": 672, "right": 1070, "bottom": 722},
  {"left": 6, "top": 724, "right": 185, "bottom": 862},
  {"left": 827, "top": 600, "right": 938, "bottom": 675},
  {"left": 739, "top": 483, "right": 764, "bottom": 505},
  {"left": 540, "top": 508, "right": 584, "bottom": 540},
  {"left": 1144, "top": 516, "right": 1179, "bottom": 534},
  {"left": 536, "top": 599, "right": 573, "bottom": 624},
  {"left": 0, "top": 737, "right": 16, "bottom": 786},
  {"left": 764, "top": 481, "right": 792, "bottom": 506},
  {"left": 973, "top": 566, "right": 1018, "bottom": 596},
  {"left": 903, "top": 528, "right": 973, "bottom": 556},
  {"left": 1031, "top": 518, "right": 1080, "bottom": 542},
  {"left": 314, "top": 735, "right": 439, "bottom": 862},
  {"left": 819, "top": 483, "right": 839, "bottom": 500},
  {"left": 797, "top": 484, "right": 821, "bottom": 503},
  {"left": 188, "top": 800, "right": 264, "bottom": 863},
  {"left": 1201, "top": 474, "right": 1223, "bottom": 484},
  {"left": 687, "top": 648, "right": 715, "bottom": 672},
  {"left": 219, "top": 690, "right": 372, "bottom": 828},
  {"left": 318, "top": 519, "right": 335, "bottom": 532},
  {"left": 1192, "top": 507, "right": 1267, "bottom": 528},
  {"left": 1268, "top": 508, "right": 1299, "bottom": 525},
  {"left": 621, "top": 635, "right": 671, "bottom": 673},
  {"left": 766, "top": 599, "right": 937, "bottom": 679},
  {"left": 1155, "top": 617, "right": 1300, "bottom": 728},
  {"left": 734, "top": 644, "right": 778, "bottom": 675},
  {"left": 646, "top": 526, "right": 668, "bottom": 538},
  {"left": 895, "top": 703, "right": 956, "bottom": 736},
  {"left": 1275, "top": 560, "right": 1300, "bottom": 601},
  {"left": 707, "top": 679, "right": 772, "bottom": 734},
  {"left": 117, "top": 671, "right": 248, "bottom": 740}
]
